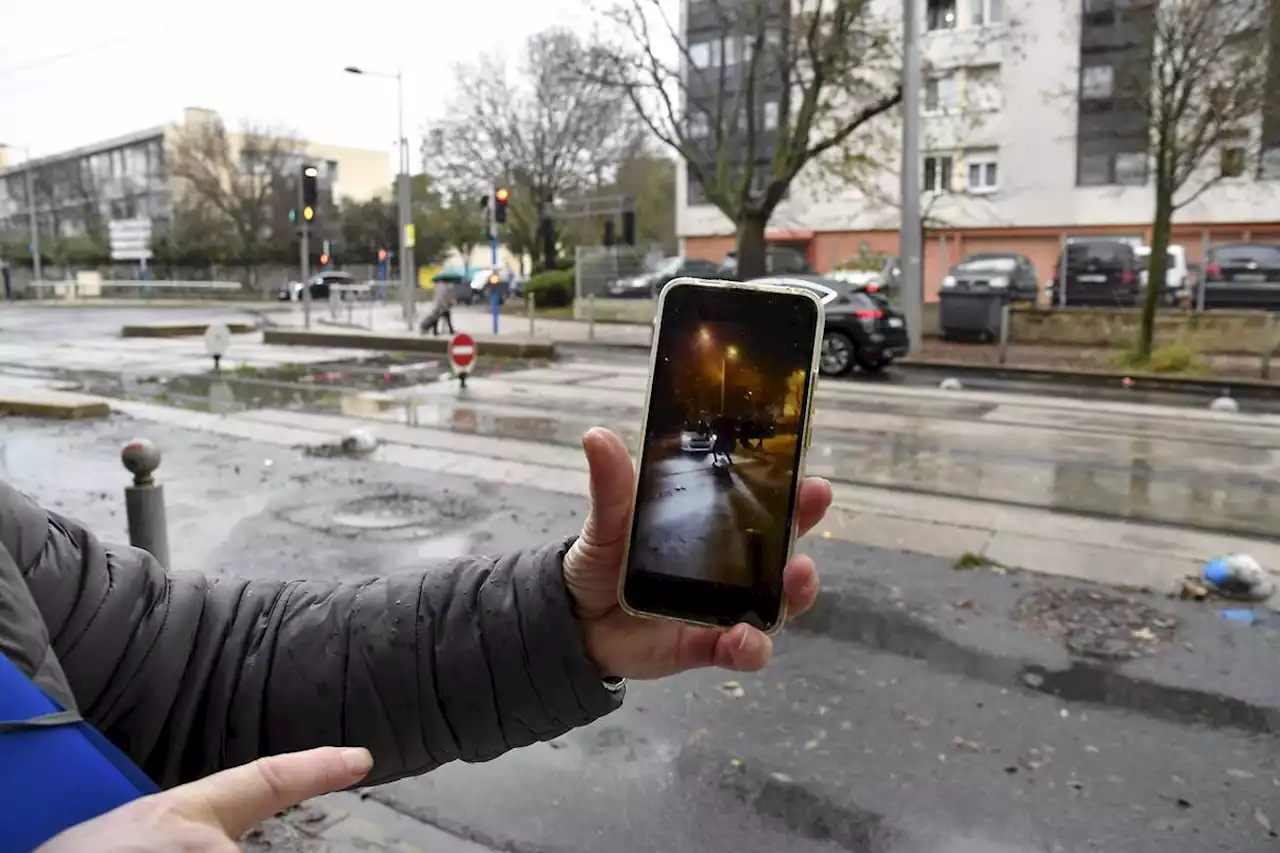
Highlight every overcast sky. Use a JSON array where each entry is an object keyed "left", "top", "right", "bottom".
[{"left": 0, "top": 0, "right": 641, "bottom": 167}]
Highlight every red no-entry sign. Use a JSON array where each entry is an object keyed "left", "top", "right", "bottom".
[{"left": 448, "top": 332, "right": 477, "bottom": 374}]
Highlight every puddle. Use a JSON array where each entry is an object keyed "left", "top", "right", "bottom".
[{"left": 414, "top": 531, "right": 473, "bottom": 561}]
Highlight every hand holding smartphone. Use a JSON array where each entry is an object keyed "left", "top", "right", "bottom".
[{"left": 617, "top": 277, "right": 823, "bottom": 634}]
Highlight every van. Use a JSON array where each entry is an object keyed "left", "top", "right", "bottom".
[{"left": 1135, "top": 244, "right": 1188, "bottom": 305}]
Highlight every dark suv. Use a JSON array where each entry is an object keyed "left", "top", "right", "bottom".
[
  {"left": 1047, "top": 240, "right": 1141, "bottom": 307},
  {"left": 1203, "top": 243, "right": 1280, "bottom": 310},
  {"left": 750, "top": 274, "right": 908, "bottom": 375}
]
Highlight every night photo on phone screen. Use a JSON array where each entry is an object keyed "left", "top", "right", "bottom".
[{"left": 625, "top": 282, "right": 818, "bottom": 619}]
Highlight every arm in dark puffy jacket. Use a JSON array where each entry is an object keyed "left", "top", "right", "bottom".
[{"left": 5, "top": 485, "right": 621, "bottom": 788}]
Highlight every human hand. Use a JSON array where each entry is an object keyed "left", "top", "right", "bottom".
[
  {"left": 35, "top": 746, "right": 373, "bottom": 853},
  {"left": 564, "top": 427, "right": 832, "bottom": 680}
]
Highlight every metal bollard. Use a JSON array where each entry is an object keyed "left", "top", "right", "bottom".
[
  {"left": 528, "top": 291, "right": 536, "bottom": 338},
  {"left": 998, "top": 302, "right": 1011, "bottom": 365},
  {"left": 121, "top": 439, "right": 170, "bottom": 569},
  {"left": 1263, "top": 313, "right": 1277, "bottom": 381},
  {"left": 588, "top": 293, "right": 596, "bottom": 341}
]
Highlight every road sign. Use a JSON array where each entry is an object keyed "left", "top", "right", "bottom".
[
  {"left": 204, "top": 323, "right": 231, "bottom": 357},
  {"left": 109, "top": 218, "right": 153, "bottom": 262},
  {"left": 448, "top": 332, "right": 477, "bottom": 374}
]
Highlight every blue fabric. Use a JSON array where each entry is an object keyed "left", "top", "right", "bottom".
[{"left": 0, "top": 653, "right": 157, "bottom": 852}]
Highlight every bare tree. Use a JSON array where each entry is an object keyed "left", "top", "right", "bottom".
[
  {"left": 429, "top": 28, "right": 634, "bottom": 266},
  {"left": 1108, "top": 0, "right": 1271, "bottom": 359},
  {"left": 580, "top": 0, "right": 901, "bottom": 279},
  {"left": 167, "top": 119, "right": 296, "bottom": 283}
]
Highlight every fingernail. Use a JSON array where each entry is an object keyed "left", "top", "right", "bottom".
[{"left": 340, "top": 747, "right": 373, "bottom": 776}]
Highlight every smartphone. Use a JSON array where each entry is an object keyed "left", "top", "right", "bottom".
[{"left": 618, "top": 277, "right": 824, "bottom": 633}]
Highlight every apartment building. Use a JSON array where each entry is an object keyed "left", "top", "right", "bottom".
[
  {"left": 0, "top": 107, "right": 392, "bottom": 244},
  {"left": 678, "top": 0, "right": 1280, "bottom": 296}
]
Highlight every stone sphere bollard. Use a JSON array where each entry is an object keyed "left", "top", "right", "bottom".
[{"left": 121, "top": 438, "right": 162, "bottom": 486}]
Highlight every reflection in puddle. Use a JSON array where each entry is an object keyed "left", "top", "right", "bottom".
[{"left": 414, "top": 531, "right": 473, "bottom": 561}]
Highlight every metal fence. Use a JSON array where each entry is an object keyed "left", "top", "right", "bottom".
[{"left": 572, "top": 245, "right": 666, "bottom": 324}]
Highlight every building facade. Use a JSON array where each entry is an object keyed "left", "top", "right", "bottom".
[
  {"left": 678, "top": 0, "right": 1280, "bottom": 297},
  {"left": 0, "top": 107, "right": 392, "bottom": 247}
]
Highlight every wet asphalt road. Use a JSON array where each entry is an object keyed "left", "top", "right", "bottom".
[{"left": 4, "top": 417, "right": 1277, "bottom": 853}]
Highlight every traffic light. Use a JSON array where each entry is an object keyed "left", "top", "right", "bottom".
[
  {"left": 301, "top": 164, "right": 319, "bottom": 222},
  {"left": 494, "top": 187, "right": 510, "bottom": 224},
  {"left": 621, "top": 209, "right": 636, "bottom": 246}
]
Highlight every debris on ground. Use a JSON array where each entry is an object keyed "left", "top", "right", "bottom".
[
  {"left": 302, "top": 428, "right": 380, "bottom": 459},
  {"left": 720, "top": 681, "right": 746, "bottom": 699},
  {"left": 1201, "top": 553, "right": 1275, "bottom": 602},
  {"left": 1015, "top": 586, "right": 1178, "bottom": 660}
]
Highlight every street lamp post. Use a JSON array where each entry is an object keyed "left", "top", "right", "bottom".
[
  {"left": 345, "top": 65, "right": 414, "bottom": 331},
  {"left": 721, "top": 345, "right": 739, "bottom": 413},
  {"left": 1, "top": 144, "right": 42, "bottom": 290}
]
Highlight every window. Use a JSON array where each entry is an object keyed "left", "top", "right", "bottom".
[
  {"left": 971, "top": 0, "right": 1003, "bottom": 25},
  {"left": 1261, "top": 148, "right": 1280, "bottom": 180},
  {"left": 923, "top": 154, "right": 954, "bottom": 192},
  {"left": 965, "top": 151, "right": 998, "bottom": 192},
  {"left": 326, "top": 159, "right": 339, "bottom": 182},
  {"left": 763, "top": 101, "right": 780, "bottom": 131},
  {"left": 1081, "top": 65, "right": 1113, "bottom": 99},
  {"left": 722, "top": 37, "right": 739, "bottom": 65},
  {"left": 1115, "top": 151, "right": 1147, "bottom": 185},
  {"left": 1078, "top": 152, "right": 1111, "bottom": 186},
  {"left": 687, "top": 112, "right": 710, "bottom": 137},
  {"left": 689, "top": 41, "right": 712, "bottom": 68},
  {"left": 924, "top": 74, "right": 958, "bottom": 112},
  {"left": 1221, "top": 146, "right": 1246, "bottom": 178},
  {"left": 966, "top": 65, "right": 1001, "bottom": 111},
  {"left": 926, "top": 0, "right": 957, "bottom": 30}
]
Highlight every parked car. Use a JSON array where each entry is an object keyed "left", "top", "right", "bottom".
[
  {"left": 939, "top": 252, "right": 1040, "bottom": 304},
  {"left": 467, "top": 268, "right": 515, "bottom": 304},
  {"left": 748, "top": 274, "right": 908, "bottom": 375},
  {"left": 277, "top": 270, "right": 355, "bottom": 301},
  {"left": 1046, "top": 239, "right": 1142, "bottom": 306},
  {"left": 1135, "top": 244, "right": 1189, "bottom": 305},
  {"left": 718, "top": 246, "right": 814, "bottom": 280},
  {"left": 1202, "top": 243, "right": 1280, "bottom": 309},
  {"left": 679, "top": 421, "right": 715, "bottom": 454},
  {"left": 608, "top": 256, "right": 725, "bottom": 298}
]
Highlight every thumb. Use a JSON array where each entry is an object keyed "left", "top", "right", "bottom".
[
  {"left": 581, "top": 427, "right": 635, "bottom": 548},
  {"left": 166, "top": 746, "right": 373, "bottom": 838}
]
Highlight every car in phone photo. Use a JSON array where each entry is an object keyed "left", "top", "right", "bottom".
[{"left": 679, "top": 421, "right": 715, "bottom": 454}]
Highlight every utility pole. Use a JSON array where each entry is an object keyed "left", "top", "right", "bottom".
[
  {"left": 345, "top": 64, "right": 414, "bottom": 330},
  {"left": 298, "top": 171, "right": 312, "bottom": 328},
  {"left": 900, "top": 0, "right": 923, "bottom": 354}
]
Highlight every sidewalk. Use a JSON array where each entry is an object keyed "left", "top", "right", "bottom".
[
  {"left": 270, "top": 302, "right": 654, "bottom": 348},
  {"left": 99, "top": 398, "right": 1280, "bottom": 595}
]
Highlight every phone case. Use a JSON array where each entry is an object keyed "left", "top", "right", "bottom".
[{"left": 615, "top": 276, "right": 826, "bottom": 635}]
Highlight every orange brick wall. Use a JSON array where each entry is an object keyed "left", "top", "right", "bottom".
[{"left": 684, "top": 221, "right": 1280, "bottom": 301}]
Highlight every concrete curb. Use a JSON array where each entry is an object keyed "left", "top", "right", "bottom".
[
  {"left": 120, "top": 322, "right": 257, "bottom": 338},
  {"left": 0, "top": 388, "right": 111, "bottom": 419},
  {"left": 263, "top": 328, "right": 556, "bottom": 360},
  {"left": 899, "top": 358, "right": 1277, "bottom": 397}
]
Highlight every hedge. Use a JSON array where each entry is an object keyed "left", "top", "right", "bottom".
[{"left": 526, "top": 268, "right": 575, "bottom": 307}]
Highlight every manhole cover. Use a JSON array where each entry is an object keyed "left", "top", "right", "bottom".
[
  {"left": 331, "top": 494, "right": 441, "bottom": 530},
  {"left": 276, "top": 492, "right": 476, "bottom": 541}
]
